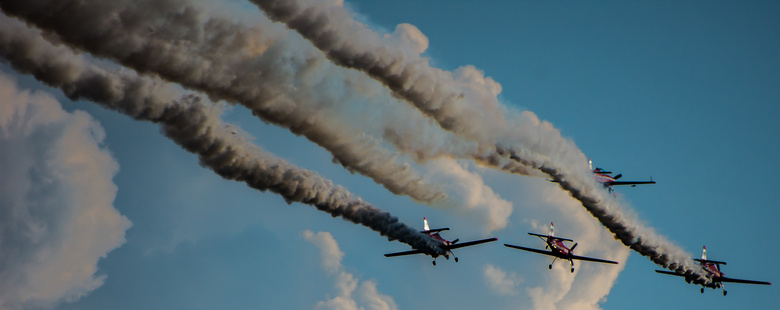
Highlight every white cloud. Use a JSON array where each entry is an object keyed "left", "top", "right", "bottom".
[
  {"left": 302, "top": 230, "right": 345, "bottom": 274},
  {"left": 356, "top": 280, "right": 398, "bottom": 310},
  {"left": 484, "top": 264, "right": 523, "bottom": 296},
  {"left": 303, "top": 230, "right": 398, "bottom": 310},
  {"left": 0, "top": 73, "right": 131, "bottom": 309},
  {"left": 428, "top": 158, "right": 513, "bottom": 234}
]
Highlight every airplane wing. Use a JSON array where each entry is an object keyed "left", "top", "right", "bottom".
[
  {"left": 384, "top": 249, "right": 423, "bottom": 257},
  {"left": 527, "top": 233, "right": 573, "bottom": 242},
  {"left": 656, "top": 270, "right": 771, "bottom": 285},
  {"left": 504, "top": 244, "right": 560, "bottom": 258},
  {"left": 605, "top": 181, "right": 656, "bottom": 186},
  {"left": 719, "top": 277, "right": 771, "bottom": 285},
  {"left": 569, "top": 254, "right": 619, "bottom": 265},
  {"left": 446, "top": 237, "right": 498, "bottom": 250},
  {"left": 655, "top": 270, "right": 687, "bottom": 277}
]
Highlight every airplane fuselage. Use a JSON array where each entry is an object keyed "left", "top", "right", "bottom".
[
  {"left": 426, "top": 233, "right": 453, "bottom": 258},
  {"left": 428, "top": 233, "right": 453, "bottom": 246},
  {"left": 701, "top": 262, "right": 726, "bottom": 288},
  {"left": 594, "top": 173, "right": 615, "bottom": 185},
  {"left": 547, "top": 238, "right": 572, "bottom": 258}
]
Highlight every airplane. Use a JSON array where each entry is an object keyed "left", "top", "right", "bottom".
[
  {"left": 589, "top": 158, "right": 655, "bottom": 193},
  {"left": 384, "top": 217, "right": 498, "bottom": 266},
  {"left": 655, "top": 246, "right": 771, "bottom": 295},
  {"left": 503, "top": 222, "right": 618, "bottom": 273}
]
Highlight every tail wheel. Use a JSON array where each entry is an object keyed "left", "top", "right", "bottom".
[
  {"left": 723, "top": 290, "right": 727, "bottom": 296},
  {"left": 455, "top": 257, "right": 459, "bottom": 263}
]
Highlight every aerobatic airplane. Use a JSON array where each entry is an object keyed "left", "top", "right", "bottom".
[
  {"left": 589, "top": 158, "right": 655, "bottom": 193},
  {"left": 655, "top": 246, "right": 771, "bottom": 295},
  {"left": 384, "top": 217, "right": 498, "bottom": 266},
  {"left": 504, "top": 222, "right": 618, "bottom": 273}
]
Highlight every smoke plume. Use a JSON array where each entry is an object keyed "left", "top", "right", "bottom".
[
  {"left": 0, "top": 14, "right": 445, "bottom": 263},
  {"left": 0, "top": 0, "right": 447, "bottom": 203},
  {"left": 249, "top": 0, "right": 708, "bottom": 283}
]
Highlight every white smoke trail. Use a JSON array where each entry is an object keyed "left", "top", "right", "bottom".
[
  {"left": 0, "top": 16, "right": 445, "bottom": 258},
  {"left": 249, "top": 0, "right": 709, "bottom": 283},
  {"left": 0, "top": 0, "right": 446, "bottom": 203},
  {"left": 0, "top": 0, "right": 529, "bottom": 234}
]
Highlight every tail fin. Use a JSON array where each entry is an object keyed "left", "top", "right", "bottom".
[
  {"left": 423, "top": 217, "right": 430, "bottom": 232},
  {"left": 702, "top": 246, "right": 707, "bottom": 261}
]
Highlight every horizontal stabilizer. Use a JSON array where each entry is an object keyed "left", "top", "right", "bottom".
[
  {"left": 422, "top": 228, "right": 449, "bottom": 234},
  {"left": 694, "top": 258, "right": 727, "bottom": 265},
  {"left": 528, "top": 232, "right": 573, "bottom": 242}
]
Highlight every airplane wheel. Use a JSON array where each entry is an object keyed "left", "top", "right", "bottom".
[
  {"left": 455, "top": 257, "right": 459, "bottom": 263},
  {"left": 723, "top": 291, "right": 727, "bottom": 296},
  {"left": 700, "top": 288, "right": 704, "bottom": 294},
  {"left": 548, "top": 265, "right": 552, "bottom": 270},
  {"left": 432, "top": 261, "right": 436, "bottom": 266},
  {"left": 570, "top": 268, "right": 574, "bottom": 273}
]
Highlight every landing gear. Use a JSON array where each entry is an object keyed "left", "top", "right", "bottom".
[
  {"left": 570, "top": 267, "right": 575, "bottom": 273},
  {"left": 455, "top": 257, "right": 459, "bottom": 263},
  {"left": 723, "top": 290, "right": 727, "bottom": 296},
  {"left": 548, "top": 264, "right": 552, "bottom": 270},
  {"left": 432, "top": 260, "right": 436, "bottom": 266},
  {"left": 701, "top": 288, "right": 704, "bottom": 294}
]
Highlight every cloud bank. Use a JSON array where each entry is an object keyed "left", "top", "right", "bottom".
[
  {"left": 0, "top": 73, "right": 130, "bottom": 309},
  {"left": 303, "top": 230, "right": 398, "bottom": 310}
]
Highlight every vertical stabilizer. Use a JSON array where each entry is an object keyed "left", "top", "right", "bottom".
[{"left": 549, "top": 222, "right": 555, "bottom": 237}]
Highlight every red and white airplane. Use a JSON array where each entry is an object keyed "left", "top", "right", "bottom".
[
  {"left": 589, "top": 158, "right": 655, "bottom": 193},
  {"left": 384, "top": 217, "right": 498, "bottom": 266},
  {"left": 504, "top": 222, "right": 618, "bottom": 273},
  {"left": 655, "top": 246, "right": 771, "bottom": 295}
]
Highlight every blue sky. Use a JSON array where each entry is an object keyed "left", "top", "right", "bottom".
[{"left": 1, "top": 1, "right": 778, "bottom": 309}]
